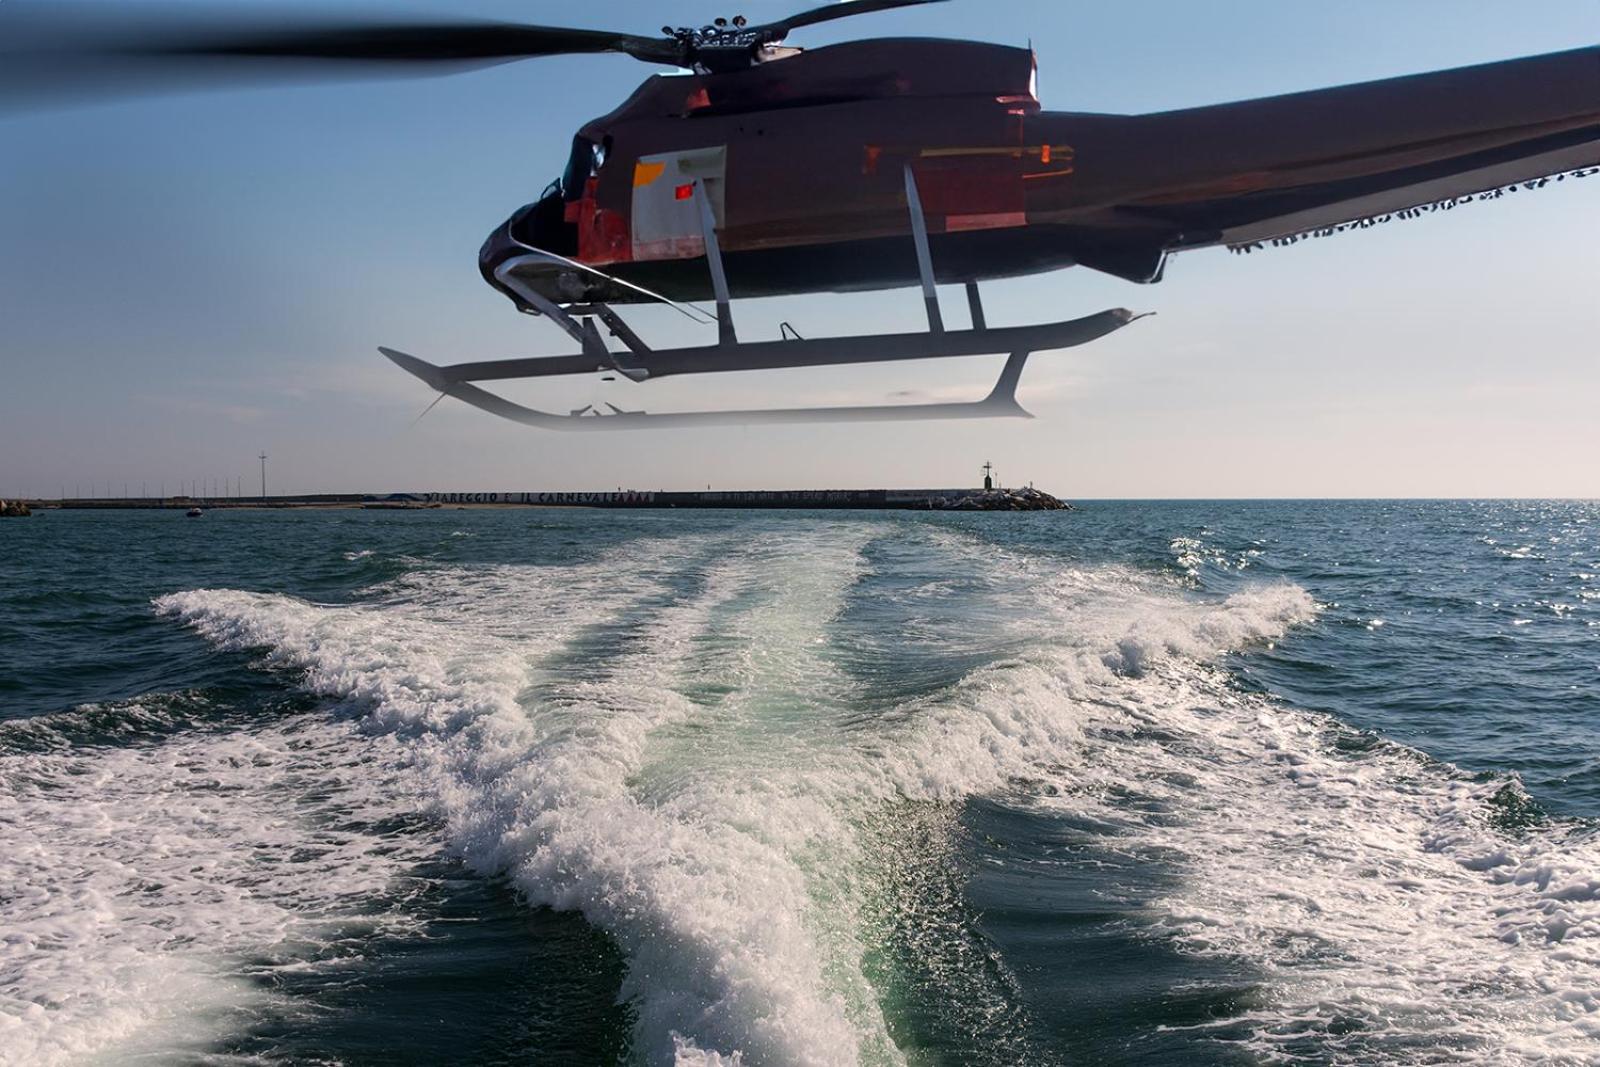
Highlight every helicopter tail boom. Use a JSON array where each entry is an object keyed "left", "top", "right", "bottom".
[{"left": 1034, "top": 44, "right": 1600, "bottom": 257}]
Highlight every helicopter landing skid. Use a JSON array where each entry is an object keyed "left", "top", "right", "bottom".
[
  {"left": 380, "top": 303, "right": 1143, "bottom": 431},
  {"left": 383, "top": 172, "right": 1148, "bottom": 430},
  {"left": 383, "top": 345, "right": 1052, "bottom": 430}
]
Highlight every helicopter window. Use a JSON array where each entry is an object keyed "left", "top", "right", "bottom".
[
  {"left": 560, "top": 135, "right": 613, "bottom": 202},
  {"left": 560, "top": 135, "right": 591, "bottom": 201}
]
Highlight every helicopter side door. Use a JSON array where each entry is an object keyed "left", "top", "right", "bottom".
[{"left": 629, "top": 146, "right": 728, "bottom": 261}]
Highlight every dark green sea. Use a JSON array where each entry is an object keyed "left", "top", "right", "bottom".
[{"left": 2, "top": 501, "right": 1597, "bottom": 1065}]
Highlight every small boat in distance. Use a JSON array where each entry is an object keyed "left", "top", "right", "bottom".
[{"left": 186, "top": 507, "right": 203, "bottom": 518}]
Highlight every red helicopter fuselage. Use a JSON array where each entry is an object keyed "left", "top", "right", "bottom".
[{"left": 479, "top": 37, "right": 1600, "bottom": 308}]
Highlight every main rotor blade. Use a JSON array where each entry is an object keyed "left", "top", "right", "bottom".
[
  {"left": 126, "top": 22, "right": 678, "bottom": 66},
  {"left": 772, "top": 0, "right": 949, "bottom": 34},
  {"left": 0, "top": 4, "right": 680, "bottom": 111}
]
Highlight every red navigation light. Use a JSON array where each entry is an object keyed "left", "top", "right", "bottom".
[{"left": 675, "top": 183, "right": 695, "bottom": 201}]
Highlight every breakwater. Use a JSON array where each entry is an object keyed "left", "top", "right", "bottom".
[{"left": 24, "top": 487, "right": 1068, "bottom": 512}]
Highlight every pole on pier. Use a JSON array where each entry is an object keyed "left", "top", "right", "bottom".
[{"left": 259, "top": 453, "right": 267, "bottom": 501}]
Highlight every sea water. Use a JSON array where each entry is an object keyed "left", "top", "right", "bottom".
[{"left": 1, "top": 501, "right": 1596, "bottom": 1065}]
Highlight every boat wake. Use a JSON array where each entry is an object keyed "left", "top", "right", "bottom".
[{"left": 3, "top": 523, "right": 1596, "bottom": 1065}]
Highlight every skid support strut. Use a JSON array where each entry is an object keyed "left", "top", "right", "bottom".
[
  {"left": 493, "top": 260, "right": 651, "bottom": 382},
  {"left": 903, "top": 164, "right": 944, "bottom": 334},
  {"left": 695, "top": 181, "right": 738, "bottom": 346},
  {"left": 965, "top": 282, "right": 986, "bottom": 330}
]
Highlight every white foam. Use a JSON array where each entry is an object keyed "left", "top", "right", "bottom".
[
  {"left": 2, "top": 546, "right": 684, "bottom": 1066},
  {"left": 10, "top": 520, "right": 1593, "bottom": 1065},
  {"left": 153, "top": 532, "right": 902, "bottom": 1065},
  {"left": 0, "top": 713, "right": 435, "bottom": 1066},
  {"left": 869, "top": 539, "right": 1600, "bottom": 1062},
  {"left": 135, "top": 529, "right": 1329, "bottom": 1064},
  {"left": 1022, "top": 670, "right": 1600, "bottom": 1063}
]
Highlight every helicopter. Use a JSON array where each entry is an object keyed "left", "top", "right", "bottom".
[{"left": 6, "top": 1, "right": 1599, "bottom": 429}]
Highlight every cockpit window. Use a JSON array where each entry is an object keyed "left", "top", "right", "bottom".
[
  {"left": 560, "top": 135, "right": 611, "bottom": 202},
  {"left": 560, "top": 135, "right": 590, "bottom": 202}
]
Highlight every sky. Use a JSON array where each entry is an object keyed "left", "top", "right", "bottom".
[{"left": 2, "top": 0, "right": 1597, "bottom": 499}]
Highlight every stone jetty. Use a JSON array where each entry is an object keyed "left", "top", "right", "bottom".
[{"left": 928, "top": 486, "right": 1070, "bottom": 511}]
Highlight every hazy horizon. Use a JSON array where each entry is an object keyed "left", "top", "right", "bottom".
[{"left": 4, "top": 0, "right": 1598, "bottom": 499}]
